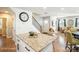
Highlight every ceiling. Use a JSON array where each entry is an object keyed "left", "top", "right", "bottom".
[
  {"left": 0, "top": 7, "right": 15, "bottom": 16},
  {"left": 1, "top": 7, "right": 79, "bottom": 17},
  {"left": 16, "top": 7, "right": 79, "bottom": 17}
]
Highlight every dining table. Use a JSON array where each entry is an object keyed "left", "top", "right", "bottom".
[{"left": 72, "top": 31, "right": 79, "bottom": 39}]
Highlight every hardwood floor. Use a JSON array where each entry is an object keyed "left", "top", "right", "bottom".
[
  {"left": 0, "top": 36, "right": 16, "bottom": 52},
  {"left": 53, "top": 32, "right": 79, "bottom": 52},
  {"left": 53, "top": 32, "right": 66, "bottom": 52},
  {"left": 0, "top": 32, "right": 78, "bottom": 52}
]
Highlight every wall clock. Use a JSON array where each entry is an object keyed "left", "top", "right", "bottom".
[
  {"left": 68, "top": 19, "right": 74, "bottom": 27},
  {"left": 19, "top": 12, "right": 29, "bottom": 22}
]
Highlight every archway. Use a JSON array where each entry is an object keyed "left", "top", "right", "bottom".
[{"left": 0, "top": 8, "right": 15, "bottom": 38}]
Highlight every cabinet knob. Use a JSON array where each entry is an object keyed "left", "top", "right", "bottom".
[{"left": 25, "top": 47, "right": 30, "bottom": 51}]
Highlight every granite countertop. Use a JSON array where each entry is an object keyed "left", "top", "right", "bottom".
[{"left": 16, "top": 33, "right": 57, "bottom": 52}]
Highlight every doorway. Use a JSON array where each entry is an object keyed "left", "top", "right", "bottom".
[{"left": 42, "top": 16, "right": 50, "bottom": 33}]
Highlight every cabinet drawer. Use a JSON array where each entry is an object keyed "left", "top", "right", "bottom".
[
  {"left": 22, "top": 46, "right": 31, "bottom": 52},
  {"left": 21, "top": 41, "right": 35, "bottom": 52}
]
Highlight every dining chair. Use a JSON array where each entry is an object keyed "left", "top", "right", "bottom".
[{"left": 65, "top": 31, "right": 79, "bottom": 52}]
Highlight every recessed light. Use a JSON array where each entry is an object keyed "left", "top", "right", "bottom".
[
  {"left": 43, "top": 7, "right": 47, "bottom": 9},
  {"left": 44, "top": 20, "right": 48, "bottom": 24},
  {"left": 60, "top": 8, "right": 64, "bottom": 11}
]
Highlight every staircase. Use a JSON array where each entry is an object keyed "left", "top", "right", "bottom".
[{"left": 32, "top": 16, "right": 42, "bottom": 32}]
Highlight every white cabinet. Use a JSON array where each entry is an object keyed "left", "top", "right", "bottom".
[
  {"left": 42, "top": 43, "right": 53, "bottom": 52},
  {"left": 16, "top": 36, "right": 35, "bottom": 52}
]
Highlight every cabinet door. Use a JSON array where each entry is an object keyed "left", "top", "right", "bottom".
[
  {"left": 2, "top": 18, "right": 6, "bottom": 36},
  {"left": 16, "top": 36, "right": 35, "bottom": 52},
  {"left": 42, "top": 43, "right": 53, "bottom": 52},
  {"left": 16, "top": 37, "right": 20, "bottom": 52},
  {"left": 18, "top": 40, "right": 28, "bottom": 52},
  {"left": 22, "top": 42, "right": 35, "bottom": 52},
  {"left": 16, "top": 37, "right": 23, "bottom": 52},
  {"left": 19, "top": 39, "right": 35, "bottom": 52}
]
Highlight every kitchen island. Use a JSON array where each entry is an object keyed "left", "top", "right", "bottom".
[{"left": 16, "top": 33, "right": 57, "bottom": 52}]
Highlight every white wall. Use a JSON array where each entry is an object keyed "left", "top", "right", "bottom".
[
  {"left": 33, "top": 14, "right": 43, "bottom": 26},
  {"left": 11, "top": 7, "right": 40, "bottom": 34}
]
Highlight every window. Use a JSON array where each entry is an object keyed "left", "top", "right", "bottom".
[
  {"left": 75, "top": 18, "right": 78, "bottom": 27},
  {"left": 77, "top": 18, "right": 79, "bottom": 27},
  {"left": 64, "top": 19, "right": 66, "bottom": 27}
]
